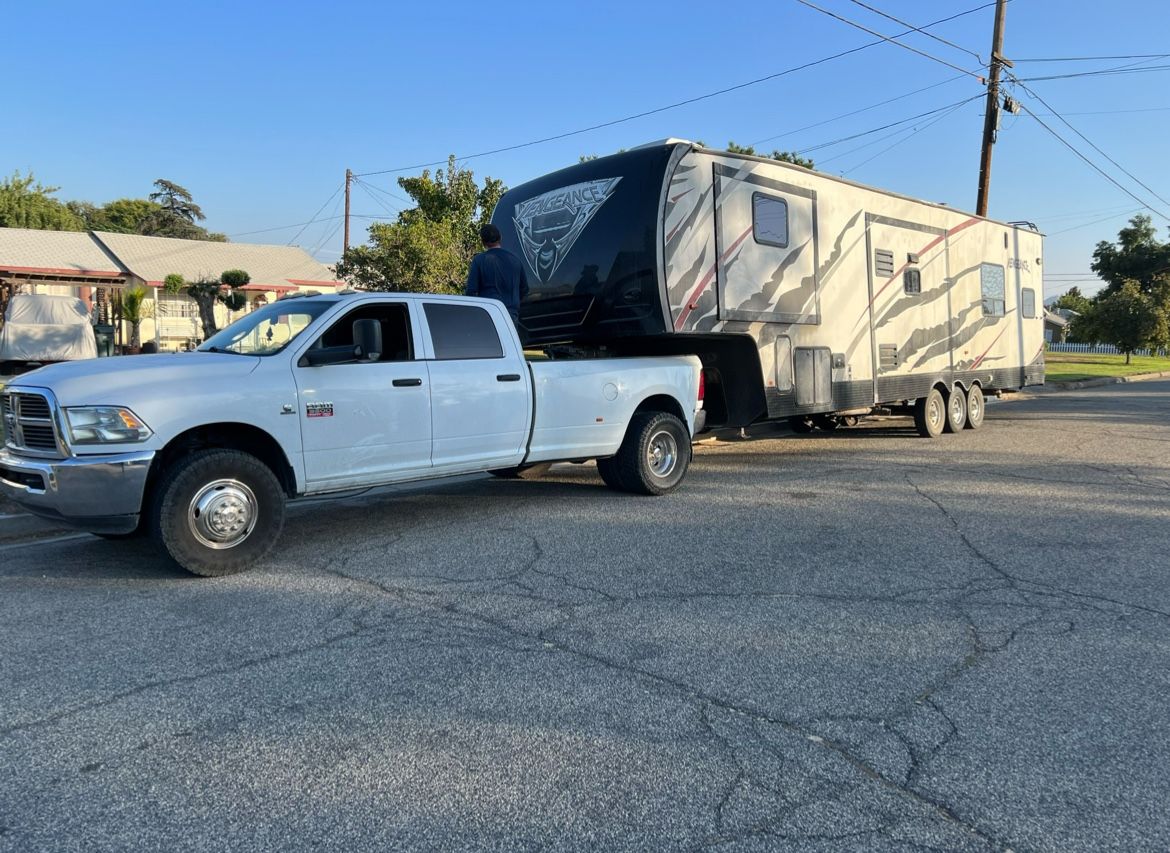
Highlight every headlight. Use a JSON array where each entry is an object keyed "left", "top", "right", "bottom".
[{"left": 64, "top": 407, "right": 153, "bottom": 445}]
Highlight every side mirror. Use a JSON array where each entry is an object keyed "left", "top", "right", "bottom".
[{"left": 353, "top": 319, "right": 382, "bottom": 362}]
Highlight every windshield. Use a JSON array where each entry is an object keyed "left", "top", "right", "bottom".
[{"left": 198, "top": 298, "right": 338, "bottom": 356}]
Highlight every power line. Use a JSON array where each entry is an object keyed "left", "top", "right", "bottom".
[
  {"left": 353, "top": 179, "right": 401, "bottom": 219},
  {"left": 839, "top": 98, "right": 977, "bottom": 174},
  {"left": 1014, "top": 53, "right": 1170, "bottom": 63},
  {"left": 1048, "top": 209, "right": 1144, "bottom": 236},
  {"left": 1009, "top": 77, "right": 1170, "bottom": 209},
  {"left": 845, "top": 0, "right": 983, "bottom": 62},
  {"left": 1012, "top": 100, "right": 1170, "bottom": 222},
  {"left": 794, "top": 0, "right": 988, "bottom": 80},
  {"left": 353, "top": 1, "right": 1000, "bottom": 178},
  {"left": 1015, "top": 64, "right": 1170, "bottom": 82},
  {"left": 749, "top": 70, "right": 976, "bottom": 147},
  {"left": 284, "top": 185, "right": 343, "bottom": 246},
  {"left": 799, "top": 94, "right": 984, "bottom": 156}
]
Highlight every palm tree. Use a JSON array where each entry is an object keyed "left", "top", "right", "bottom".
[{"left": 118, "top": 286, "right": 149, "bottom": 353}]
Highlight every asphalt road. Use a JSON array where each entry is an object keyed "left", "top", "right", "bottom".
[{"left": 2, "top": 381, "right": 1169, "bottom": 852}]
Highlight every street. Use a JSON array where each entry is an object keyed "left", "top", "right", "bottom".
[{"left": 2, "top": 381, "right": 1168, "bottom": 852}]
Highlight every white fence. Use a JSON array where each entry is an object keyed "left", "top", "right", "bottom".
[{"left": 1047, "top": 342, "right": 1168, "bottom": 357}]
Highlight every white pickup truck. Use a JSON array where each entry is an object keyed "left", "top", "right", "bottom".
[{"left": 1, "top": 292, "right": 704, "bottom": 576}]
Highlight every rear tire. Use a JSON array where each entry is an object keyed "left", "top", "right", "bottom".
[
  {"left": 943, "top": 386, "right": 967, "bottom": 433},
  {"left": 150, "top": 449, "right": 286, "bottom": 577},
  {"left": 913, "top": 388, "right": 946, "bottom": 439},
  {"left": 611, "top": 411, "right": 691, "bottom": 495},
  {"left": 965, "top": 384, "right": 985, "bottom": 430}
]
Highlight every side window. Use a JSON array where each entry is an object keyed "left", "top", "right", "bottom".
[
  {"left": 903, "top": 268, "right": 922, "bottom": 295},
  {"left": 425, "top": 303, "right": 504, "bottom": 360},
  {"left": 752, "top": 193, "right": 789, "bottom": 248},
  {"left": 981, "top": 263, "right": 1006, "bottom": 317},
  {"left": 313, "top": 303, "right": 414, "bottom": 361},
  {"left": 1021, "top": 288, "right": 1036, "bottom": 319}
]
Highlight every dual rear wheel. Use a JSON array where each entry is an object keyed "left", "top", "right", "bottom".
[{"left": 914, "top": 384, "right": 985, "bottom": 438}]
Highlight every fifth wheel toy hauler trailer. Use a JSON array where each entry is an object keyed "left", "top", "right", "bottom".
[{"left": 493, "top": 139, "right": 1045, "bottom": 436}]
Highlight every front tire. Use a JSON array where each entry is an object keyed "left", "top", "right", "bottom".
[
  {"left": 913, "top": 388, "right": 946, "bottom": 439},
  {"left": 150, "top": 449, "right": 286, "bottom": 577},
  {"left": 610, "top": 411, "right": 691, "bottom": 495},
  {"left": 965, "top": 384, "right": 985, "bottom": 430},
  {"left": 943, "top": 386, "right": 968, "bottom": 433}
]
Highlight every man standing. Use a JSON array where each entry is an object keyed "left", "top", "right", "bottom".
[{"left": 466, "top": 224, "right": 528, "bottom": 326}]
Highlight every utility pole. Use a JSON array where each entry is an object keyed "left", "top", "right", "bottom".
[
  {"left": 976, "top": 0, "right": 1011, "bottom": 217},
  {"left": 343, "top": 168, "right": 353, "bottom": 252}
]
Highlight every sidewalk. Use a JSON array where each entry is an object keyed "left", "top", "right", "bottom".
[{"left": 1033, "top": 369, "right": 1170, "bottom": 392}]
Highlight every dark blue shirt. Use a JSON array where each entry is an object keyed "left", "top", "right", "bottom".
[{"left": 465, "top": 247, "right": 528, "bottom": 320}]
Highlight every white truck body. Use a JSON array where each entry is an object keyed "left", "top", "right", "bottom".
[{"left": 1, "top": 292, "right": 702, "bottom": 575}]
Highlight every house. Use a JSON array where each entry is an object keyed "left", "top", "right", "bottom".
[
  {"left": 1043, "top": 308, "right": 1071, "bottom": 343},
  {"left": 0, "top": 227, "right": 340, "bottom": 351}
]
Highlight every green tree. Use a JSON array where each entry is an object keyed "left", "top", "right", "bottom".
[
  {"left": 1091, "top": 215, "right": 1170, "bottom": 298},
  {"left": 68, "top": 197, "right": 164, "bottom": 233},
  {"left": 142, "top": 179, "right": 227, "bottom": 241},
  {"left": 1052, "top": 286, "right": 1092, "bottom": 315},
  {"left": 0, "top": 171, "right": 84, "bottom": 231},
  {"left": 1079, "top": 281, "right": 1170, "bottom": 363},
  {"left": 117, "top": 286, "right": 150, "bottom": 350},
  {"left": 166, "top": 270, "right": 250, "bottom": 339},
  {"left": 725, "top": 142, "right": 815, "bottom": 169},
  {"left": 334, "top": 156, "right": 505, "bottom": 294}
]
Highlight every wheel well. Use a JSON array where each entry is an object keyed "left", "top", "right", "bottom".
[
  {"left": 145, "top": 424, "right": 297, "bottom": 506},
  {"left": 634, "top": 394, "right": 687, "bottom": 425}
]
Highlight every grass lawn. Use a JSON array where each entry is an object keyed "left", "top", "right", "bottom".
[{"left": 1045, "top": 351, "right": 1170, "bottom": 383}]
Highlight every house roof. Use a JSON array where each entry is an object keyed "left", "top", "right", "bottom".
[
  {"left": 1044, "top": 309, "right": 1069, "bottom": 327},
  {"left": 92, "top": 231, "right": 339, "bottom": 290},
  {"left": 0, "top": 227, "right": 127, "bottom": 277}
]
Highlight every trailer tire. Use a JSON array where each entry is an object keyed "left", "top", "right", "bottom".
[
  {"left": 612, "top": 411, "right": 690, "bottom": 495},
  {"left": 789, "top": 417, "right": 816, "bottom": 434},
  {"left": 489, "top": 463, "right": 552, "bottom": 480},
  {"left": 965, "top": 384, "right": 985, "bottom": 430},
  {"left": 150, "top": 449, "right": 286, "bottom": 577},
  {"left": 913, "top": 389, "right": 946, "bottom": 439},
  {"left": 595, "top": 457, "right": 627, "bottom": 491},
  {"left": 943, "top": 386, "right": 968, "bottom": 433}
]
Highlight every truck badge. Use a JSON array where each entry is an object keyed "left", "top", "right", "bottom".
[
  {"left": 306, "top": 402, "right": 333, "bottom": 418},
  {"left": 513, "top": 177, "right": 621, "bottom": 283}
]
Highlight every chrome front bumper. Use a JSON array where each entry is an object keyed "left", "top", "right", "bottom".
[{"left": 0, "top": 447, "right": 155, "bottom": 534}]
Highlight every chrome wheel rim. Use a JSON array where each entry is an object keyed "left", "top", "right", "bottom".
[
  {"left": 188, "top": 479, "right": 258, "bottom": 550},
  {"left": 969, "top": 391, "right": 982, "bottom": 423},
  {"left": 950, "top": 393, "right": 965, "bottom": 424},
  {"left": 647, "top": 430, "right": 679, "bottom": 478},
  {"left": 928, "top": 397, "right": 944, "bottom": 431}
]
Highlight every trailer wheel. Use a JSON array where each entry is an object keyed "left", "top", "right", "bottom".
[
  {"left": 612, "top": 411, "right": 690, "bottom": 495},
  {"left": 150, "top": 449, "right": 286, "bottom": 577},
  {"left": 913, "top": 389, "right": 946, "bottom": 439},
  {"left": 789, "top": 417, "right": 816, "bottom": 434},
  {"left": 595, "top": 457, "right": 626, "bottom": 491},
  {"left": 965, "top": 385, "right": 985, "bottom": 430},
  {"left": 841, "top": 415, "right": 860, "bottom": 428},
  {"left": 489, "top": 463, "right": 552, "bottom": 480},
  {"left": 943, "top": 386, "right": 968, "bottom": 433}
]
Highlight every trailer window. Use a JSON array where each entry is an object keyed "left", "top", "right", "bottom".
[
  {"left": 903, "top": 269, "right": 922, "bottom": 294},
  {"left": 424, "top": 303, "right": 504, "bottom": 360},
  {"left": 1021, "top": 288, "right": 1036, "bottom": 318},
  {"left": 981, "top": 263, "right": 1006, "bottom": 317},
  {"left": 752, "top": 193, "right": 789, "bottom": 248}
]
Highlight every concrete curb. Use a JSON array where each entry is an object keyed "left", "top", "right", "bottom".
[{"left": 1036, "top": 370, "right": 1170, "bottom": 392}]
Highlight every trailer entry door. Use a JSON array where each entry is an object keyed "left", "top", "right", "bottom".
[{"left": 712, "top": 162, "right": 820, "bottom": 324}]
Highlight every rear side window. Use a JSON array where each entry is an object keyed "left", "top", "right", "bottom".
[
  {"left": 752, "top": 193, "right": 789, "bottom": 248},
  {"left": 1021, "top": 288, "right": 1036, "bottom": 318},
  {"left": 981, "top": 263, "right": 1006, "bottom": 317},
  {"left": 425, "top": 303, "right": 504, "bottom": 360}
]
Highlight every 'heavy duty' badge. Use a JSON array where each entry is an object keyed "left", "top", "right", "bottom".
[{"left": 305, "top": 402, "right": 334, "bottom": 418}]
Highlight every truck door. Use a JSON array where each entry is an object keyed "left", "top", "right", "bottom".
[
  {"left": 420, "top": 301, "right": 530, "bottom": 471},
  {"left": 293, "top": 301, "right": 432, "bottom": 489},
  {"left": 713, "top": 162, "right": 820, "bottom": 324}
]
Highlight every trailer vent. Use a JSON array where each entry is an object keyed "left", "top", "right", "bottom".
[
  {"left": 879, "top": 344, "right": 899, "bottom": 371},
  {"left": 874, "top": 249, "right": 895, "bottom": 278}
]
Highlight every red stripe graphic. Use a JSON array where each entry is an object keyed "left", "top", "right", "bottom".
[
  {"left": 970, "top": 324, "right": 1009, "bottom": 370},
  {"left": 674, "top": 226, "right": 753, "bottom": 330},
  {"left": 863, "top": 216, "right": 981, "bottom": 324}
]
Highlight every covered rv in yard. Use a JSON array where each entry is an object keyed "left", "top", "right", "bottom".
[{"left": 494, "top": 140, "right": 1045, "bottom": 436}]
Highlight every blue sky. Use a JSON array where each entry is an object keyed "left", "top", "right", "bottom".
[{"left": 4, "top": 0, "right": 1168, "bottom": 299}]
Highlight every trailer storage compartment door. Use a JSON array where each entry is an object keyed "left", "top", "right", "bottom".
[{"left": 712, "top": 162, "right": 820, "bottom": 325}]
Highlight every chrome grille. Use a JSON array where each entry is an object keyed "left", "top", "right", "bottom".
[{"left": 1, "top": 391, "right": 62, "bottom": 456}]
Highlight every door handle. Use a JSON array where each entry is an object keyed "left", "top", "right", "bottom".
[
  {"left": 496, "top": 373, "right": 522, "bottom": 382},
  {"left": 392, "top": 378, "right": 422, "bottom": 387}
]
